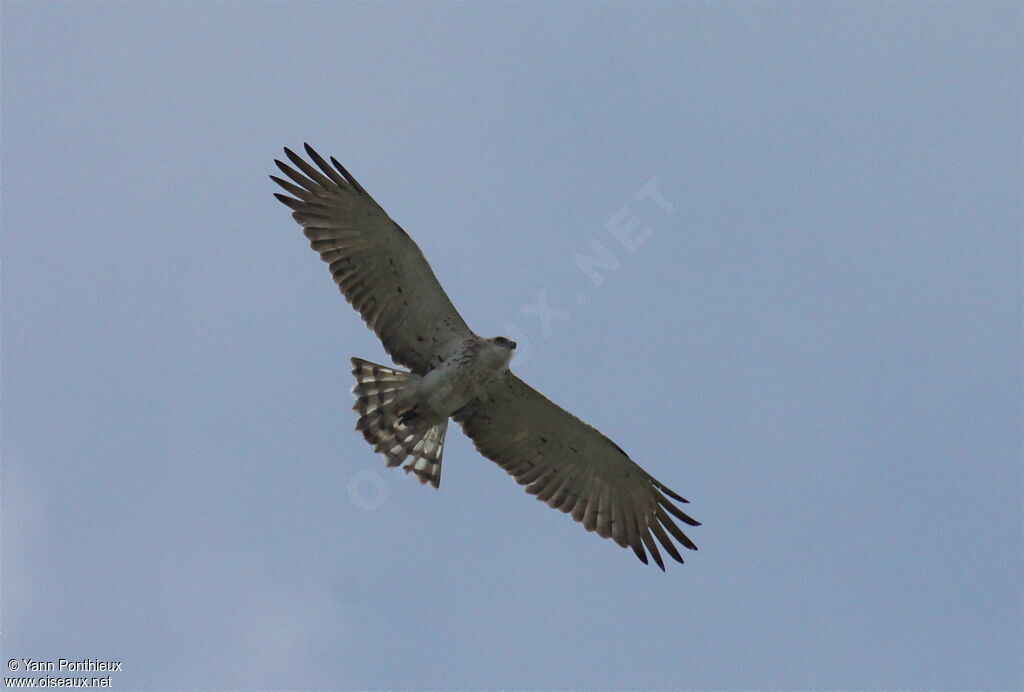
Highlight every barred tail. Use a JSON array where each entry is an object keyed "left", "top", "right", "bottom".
[{"left": 350, "top": 357, "right": 448, "bottom": 488}]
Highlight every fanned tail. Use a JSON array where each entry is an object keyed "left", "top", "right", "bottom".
[{"left": 350, "top": 357, "right": 448, "bottom": 487}]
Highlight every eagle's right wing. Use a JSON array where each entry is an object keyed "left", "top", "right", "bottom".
[
  {"left": 272, "top": 145, "right": 473, "bottom": 375},
  {"left": 453, "top": 373, "right": 700, "bottom": 570}
]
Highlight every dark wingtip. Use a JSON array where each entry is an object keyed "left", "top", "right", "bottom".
[
  {"left": 643, "top": 531, "right": 665, "bottom": 570},
  {"left": 327, "top": 155, "right": 366, "bottom": 194},
  {"left": 658, "top": 483, "right": 689, "bottom": 503},
  {"left": 269, "top": 175, "right": 303, "bottom": 196},
  {"left": 273, "top": 193, "right": 303, "bottom": 211},
  {"left": 651, "top": 522, "right": 685, "bottom": 564},
  {"left": 657, "top": 492, "right": 700, "bottom": 526}
]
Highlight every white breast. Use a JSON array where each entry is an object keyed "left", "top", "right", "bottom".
[{"left": 417, "top": 339, "right": 511, "bottom": 417}]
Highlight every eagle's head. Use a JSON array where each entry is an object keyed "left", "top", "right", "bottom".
[
  {"left": 487, "top": 336, "right": 517, "bottom": 369},
  {"left": 490, "top": 336, "right": 517, "bottom": 351},
  {"left": 489, "top": 335, "right": 516, "bottom": 352}
]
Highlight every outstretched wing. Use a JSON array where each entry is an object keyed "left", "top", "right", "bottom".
[
  {"left": 453, "top": 373, "right": 700, "bottom": 570},
  {"left": 272, "top": 144, "right": 473, "bottom": 375}
]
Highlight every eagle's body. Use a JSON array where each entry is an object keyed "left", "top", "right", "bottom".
[
  {"left": 351, "top": 335, "right": 515, "bottom": 487},
  {"left": 417, "top": 336, "right": 517, "bottom": 417},
  {"left": 272, "top": 144, "right": 700, "bottom": 569}
]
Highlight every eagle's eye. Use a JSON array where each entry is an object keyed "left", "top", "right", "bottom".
[{"left": 494, "top": 336, "right": 516, "bottom": 349}]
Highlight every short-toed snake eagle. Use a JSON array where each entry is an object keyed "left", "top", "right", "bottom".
[{"left": 272, "top": 145, "right": 699, "bottom": 569}]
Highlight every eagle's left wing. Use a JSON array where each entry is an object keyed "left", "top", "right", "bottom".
[
  {"left": 271, "top": 145, "right": 473, "bottom": 375},
  {"left": 453, "top": 373, "right": 699, "bottom": 569}
]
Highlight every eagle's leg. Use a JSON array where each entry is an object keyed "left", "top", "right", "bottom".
[{"left": 398, "top": 406, "right": 421, "bottom": 426}]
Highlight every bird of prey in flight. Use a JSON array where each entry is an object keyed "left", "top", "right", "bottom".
[{"left": 271, "top": 145, "right": 699, "bottom": 569}]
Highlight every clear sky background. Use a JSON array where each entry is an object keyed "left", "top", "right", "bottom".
[{"left": 2, "top": 2, "right": 1021, "bottom": 690}]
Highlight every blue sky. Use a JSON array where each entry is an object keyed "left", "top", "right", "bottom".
[{"left": 2, "top": 1, "right": 1021, "bottom": 689}]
